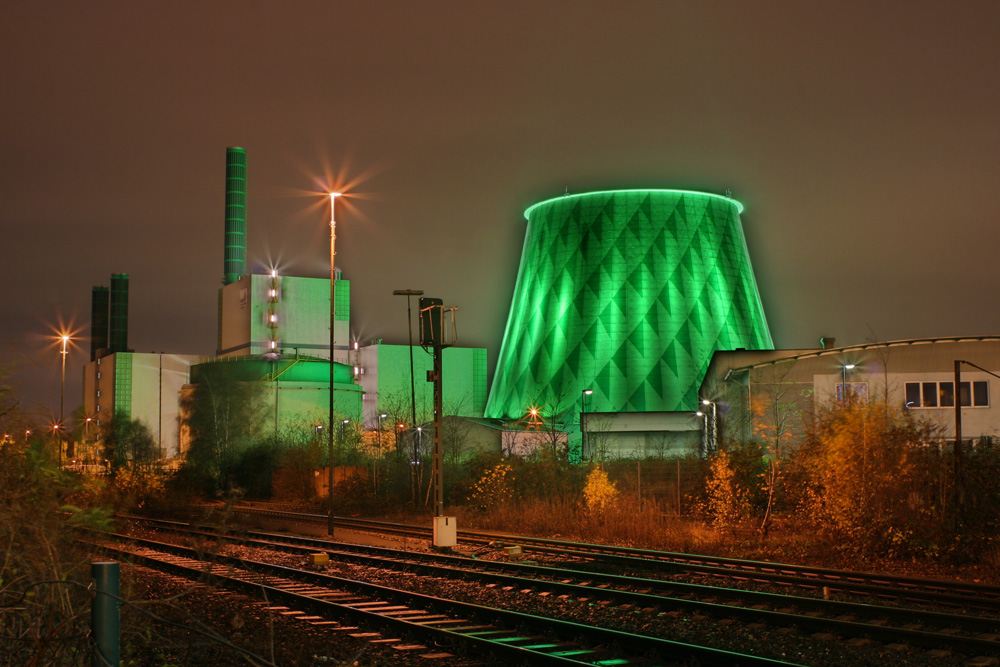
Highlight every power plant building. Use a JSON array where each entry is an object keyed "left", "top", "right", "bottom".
[
  {"left": 487, "top": 189, "right": 773, "bottom": 435},
  {"left": 357, "top": 343, "right": 488, "bottom": 428},
  {"left": 217, "top": 272, "right": 350, "bottom": 363},
  {"left": 83, "top": 352, "right": 201, "bottom": 459}
]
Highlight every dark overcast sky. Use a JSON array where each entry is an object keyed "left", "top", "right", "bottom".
[{"left": 4, "top": 1, "right": 1000, "bottom": 421}]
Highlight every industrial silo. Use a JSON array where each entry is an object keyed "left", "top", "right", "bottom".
[{"left": 485, "top": 189, "right": 772, "bottom": 419}]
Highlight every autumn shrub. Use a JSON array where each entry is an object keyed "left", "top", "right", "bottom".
[
  {"left": 466, "top": 461, "right": 515, "bottom": 513},
  {"left": 798, "top": 403, "right": 945, "bottom": 558},
  {"left": 0, "top": 445, "right": 100, "bottom": 665},
  {"left": 583, "top": 466, "right": 619, "bottom": 513},
  {"left": 702, "top": 450, "right": 752, "bottom": 530}
]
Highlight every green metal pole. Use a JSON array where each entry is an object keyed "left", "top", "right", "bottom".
[{"left": 91, "top": 561, "right": 120, "bottom": 667}]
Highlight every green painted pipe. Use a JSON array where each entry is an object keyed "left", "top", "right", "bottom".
[{"left": 91, "top": 561, "right": 120, "bottom": 667}]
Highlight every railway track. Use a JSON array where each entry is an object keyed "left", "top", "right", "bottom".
[
  {"left": 210, "top": 504, "right": 1000, "bottom": 611},
  {"left": 87, "top": 531, "right": 802, "bottom": 667},
  {"left": 115, "top": 517, "right": 1000, "bottom": 664}
]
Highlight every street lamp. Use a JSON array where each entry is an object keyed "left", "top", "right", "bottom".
[
  {"left": 696, "top": 411, "right": 709, "bottom": 458},
  {"left": 327, "top": 191, "right": 342, "bottom": 537},
  {"left": 376, "top": 413, "right": 387, "bottom": 492},
  {"left": 59, "top": 335, "right": 69, "bottom": 467},
  {"left": 581, "top": 389, "right": 593, "bottom": 459},
  {"left": 842, "top": 364, "right": 856, "bottom": 405},
  {"left": 393, "top": 289, "right": 424, "bottom": 444},
  {"left": 340, "top": 418, "right": 350, "bottom": 442},
  {"left": 377, "top": 413, "right": 387, "bottom": 456},
  {"left": 701, "top": 399, "right": 717, "bottom": 455}
]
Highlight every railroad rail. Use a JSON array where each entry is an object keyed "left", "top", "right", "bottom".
[
  {"left": 204, "top": 504, "right": 1000, "bottom": 611},
  {"left": 118, "top": 516, "right": 1000, "bottom": 662},
  {"left": 87, "top": 532, "right": 800, "bottom": 667}
]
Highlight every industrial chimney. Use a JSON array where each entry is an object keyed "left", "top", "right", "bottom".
[
  {"left": 109, "top": 273, "right": 130, "bottom": 353},
  {"left": 90, "top": 285, "right": 110, "bottom": 361},
  {"left": 223, "top": 147, "right": 247, "bottom": 285}
]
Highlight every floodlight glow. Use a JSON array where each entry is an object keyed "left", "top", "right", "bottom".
[{"left": 844, "top": 364, "right": 856, "bottom": 370}]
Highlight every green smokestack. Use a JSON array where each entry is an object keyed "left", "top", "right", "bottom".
[
  {"left": 109, "top": 273, "right": 129, "bottom": 353},
  {"left": 90, "top": 285, "right": 109, "bottom": 361},
  {"left": 224, "top": 147, "right": 247, "bottom": 285}
]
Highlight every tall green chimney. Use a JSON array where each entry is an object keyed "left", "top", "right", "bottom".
[{"left": 224, "top": 147, "right": 247, "bottom": 285}]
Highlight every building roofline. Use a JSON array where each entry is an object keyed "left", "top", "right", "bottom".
[{"left": 722, "top": 335, "right": 1000, "bottom": 373}]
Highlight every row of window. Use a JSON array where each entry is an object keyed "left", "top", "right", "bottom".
[
  {"left": 905, "top": 381, "right": 989, "bottom": 408},
  {"left": 834, "top": 381, "right": 990, "bottom": 409}
]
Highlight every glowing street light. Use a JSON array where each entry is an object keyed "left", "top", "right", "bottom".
[
  {"left": 59, "top": 334, "right": 70, "bottom": 467},
  {"left": 842, "top": 363, "right": 856, "bottom": 404},
  {"left": 327, "top": 191, "right": 342, "bottom": 538},
  {"left": 701, "top": 399, "right": 717, "bottom": 455},
  {"left": 581, "top": 389, "right": 593, "bottom": 459},
  {"left": 696, "top": 410, "right": 709, "bottom": 458}
]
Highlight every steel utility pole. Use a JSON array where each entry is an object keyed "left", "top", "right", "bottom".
[{"left": 419, "top": 297, "right": 457, "bottom": 548}]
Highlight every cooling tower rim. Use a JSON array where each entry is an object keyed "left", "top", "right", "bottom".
[
  {"left": 524, "top": 188, "right": 743, "bottom": 220},
  {"left": 227, "top": 146, "right": 247, "bottom": 152}
]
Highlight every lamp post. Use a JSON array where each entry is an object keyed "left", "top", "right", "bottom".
[
  {"left": 392, "top": 289, "right": 424, "bottom": 444},
  {"left": 327, "top": 192, "right": 341, "bottom": 537},
  {"left": 84, "top": 417, "right": 93, "bottom": 464},
  {"left": 581, "top": 389, "right": 593, "bottom": 460},
  {"left": 701, "top": 399, "right": 717, "bottom": 455},
  {"left": 696, "top": 411, "right": 709, "bottom": 458},
  {"left": 841, "top": 364, "right": 856, "bottom": 405},
  {"left": 376, "top": 413, "right": 387, "bottom": 492},
  {"left": 59, "top": 335, "right": 69, "bottom": 467}
]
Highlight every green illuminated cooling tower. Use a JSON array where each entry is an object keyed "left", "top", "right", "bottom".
[
  {"left": 223, "top": 147, "right": 247, "bottom": 285},
  {"left": 485, "top": 189, "right": 772, "bottom": 419}
]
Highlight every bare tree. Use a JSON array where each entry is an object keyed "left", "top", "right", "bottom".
[{"left": 750, "top": 361, "right": 812, "bottom": 536}]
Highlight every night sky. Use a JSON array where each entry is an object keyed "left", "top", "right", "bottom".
[{"left": 4, "top": 2, "right": 1000, "bottom": 422}]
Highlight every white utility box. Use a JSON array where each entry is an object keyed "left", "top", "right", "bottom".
[{"left": 433, "top": 516, "right": 457, "bottom": 548}]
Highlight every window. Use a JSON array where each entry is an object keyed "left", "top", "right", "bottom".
[
  {"left": 905, "top": 381, "right": 989, "bottom": 408},
  {"left": 922, "top": 382, "right": 937, "bottom": 407}
]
